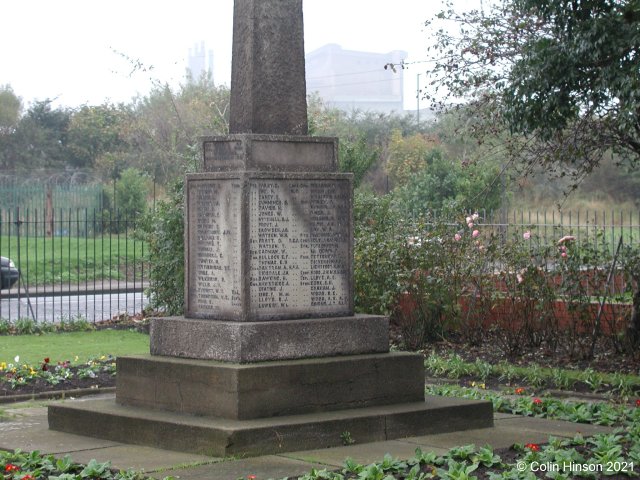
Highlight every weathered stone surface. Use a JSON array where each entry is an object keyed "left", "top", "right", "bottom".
[
  {"left": 201, "top": 135, "right": 338, "bottom": 172},
  {"left": 116, "top": 353, "right": 424, "bottom": 419},
  {"left": 229, "top": 0, "right": 307, "bottom": 135},
  {"left": 150, "top": 315, "right": 389, "bottom": 362},
  {"left": 48, "top": 396, "right": 494, "bottom": 457},
  {"left": 184, "top": 172, "right": 353, "bottom": 321}
]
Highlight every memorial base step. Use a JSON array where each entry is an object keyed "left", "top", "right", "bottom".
[
  {"left": 48, "top": 396, "right": 494, "bottom": 457},
  {"left": 116, "top": 352, "right": 425, "bottom": 419}
]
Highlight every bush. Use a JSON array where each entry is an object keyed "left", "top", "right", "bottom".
[
  {"left": 354, "top": 195, "right": 496, "bottom": 348},
  {"left": 137, "top": 179, "right": 185, "bottom": 315},
  {"left": 102, "top": 168, "right": 150, "bottom": 233},
  {"left": 354, "top": 194, "right": 640, "bottom": 356}
]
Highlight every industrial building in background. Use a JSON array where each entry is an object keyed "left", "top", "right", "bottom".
[{"left": 306, "top": 44, "right": 406, "bottom": 113}]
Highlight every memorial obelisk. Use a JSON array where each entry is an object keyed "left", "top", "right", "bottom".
[{"left": 48, "top": 0, "right": 493, "bottom": 456}]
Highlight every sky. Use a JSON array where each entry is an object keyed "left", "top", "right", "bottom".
[{"left": 0, "top": 1, "right": 466, "bottom": 111}]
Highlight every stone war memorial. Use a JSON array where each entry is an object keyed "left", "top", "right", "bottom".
[{"left": 48, "top": 0, "right": 493, "bottom": 456}]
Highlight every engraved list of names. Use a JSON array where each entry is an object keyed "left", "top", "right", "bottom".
[
  {"left": 248, "top": 178, "right": 351, "bottom": 319},
  {"left": 187, "top": 179, "right": 242, "bottom": 318}
]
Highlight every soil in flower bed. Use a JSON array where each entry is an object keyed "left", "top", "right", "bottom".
[
  {"left": 94, "top": 314, "right": 150, "bottom": 334},
  {"left": 390, "top": 326, "right": 640, "bottom": 375}
]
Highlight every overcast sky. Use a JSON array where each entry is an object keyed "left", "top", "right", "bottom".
[{"left": 1, "top": 1, "right": 473, "bottom": 110}]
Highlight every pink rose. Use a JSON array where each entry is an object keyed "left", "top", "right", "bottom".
[
  {"left": 472, "top": 230, "right": 479, "bottom": 238},
  {"left": 523, "top": 231, "right": 531, "bottom": 240},
  {"left": 454, "top": 233, "right": 461, "bottom": 242}
]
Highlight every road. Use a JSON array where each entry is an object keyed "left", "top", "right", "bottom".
[{"left": 0, "top": 291, "right": 148, "bottom": 323}]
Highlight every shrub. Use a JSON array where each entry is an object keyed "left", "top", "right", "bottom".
[
  {"left": 137, "top": 179, "right": 185, "bottom": 315},
  {"left": 354, "top": 199, "right": 498, "bottom": 348},
  {"left": 102, "top": 168, "right": 150, "bottom": 233}
]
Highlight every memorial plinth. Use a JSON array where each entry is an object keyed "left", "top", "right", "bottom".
[{"left": 48, "top": 0, "right": 493, "bottom": 456}]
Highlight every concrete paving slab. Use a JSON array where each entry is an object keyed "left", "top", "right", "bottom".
[
  {"left": 284, "top": 439, "right": 444, "bottom": 468},
  {"left": 159, "top": 455, "right": 326, "bottom": 480},
  {"left": 62, "top": 445, "right": 220, "bottom": 473},
  {"left": 0, "top": 409, "right": 119, "bottom": 454},
  {"left": 496, "top": 415, "right": 613, "bottom": 437}
]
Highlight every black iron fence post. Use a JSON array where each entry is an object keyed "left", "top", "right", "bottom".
[{"left": 14, "top": 207, "right": 35, "bottom": 321}]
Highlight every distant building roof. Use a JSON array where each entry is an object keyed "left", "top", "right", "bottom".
[{"left": 306, "top": 44, "right": 407, "bottom": 114}]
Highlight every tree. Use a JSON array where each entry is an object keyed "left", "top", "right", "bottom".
[
  {"left": 120, "top": 75, "right": 229, "bottom": 184},
  {"left": 66, "top": 104, "right": 129, "bottom": 169},
  {"left": 385, "top": 130, "right": 442, "bottom": 186},
  {"left": 393, "top": 147, "right": 503, "bottom": 214},
  {"left": 338, "top": 135, "right": 379, "bottom": 189},
  {"left": 0, "top": 85, "right": 21, "bottom": 134},
  {"left": 424, "top": 0, "right": 640, "bottom": 186},
  {"left": 0, "top": 85, "right": 22, "bottom": 170},
  {"left": 8, "top": 100, "right": 71, "bottom": 170},
  {"left": 102, "top": 167, "right": 151, "bottom": 233}
]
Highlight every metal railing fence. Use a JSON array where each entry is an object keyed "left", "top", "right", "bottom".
[
  {"left": 0, "top": 207, "right": 148, "bottom": 324},
  {"left": 1, "top": 206, "right": 638, "bottom": 323},
  {"left": 478, "top": 209, "right": 640, "bottom": 254},
  {"left": 0, "top": 184, "right": 103, "bottom": 216}
]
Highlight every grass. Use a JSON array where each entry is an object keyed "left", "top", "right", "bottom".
[
  {"left": 0, "top": 235, "right": 146, "bottom": 286},
  {"left": 0, "top": 330, "right": 149, "bottom": 365}
]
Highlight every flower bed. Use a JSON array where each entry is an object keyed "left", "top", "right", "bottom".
[{"left": 0, "top": 356, "right": 116, "bottom": 399}]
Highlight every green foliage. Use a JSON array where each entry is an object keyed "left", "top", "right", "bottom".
[
  {"left": 308, "top": 95, "right": 422, "bottom": 192},
  {"left": 102, "top": 167, "right": 150, "bottom": 232},
  {"left": 0, "top": 449, "right": 173, "bottom": 480},
  {"left": 353, "top": 190, "right": 403, "bottom": 315},
  {"left": 426, "top": 0, "right": 640, "bottom": 186},
  {"left": 66, "top": 104, "right": 128, "bottom": 169},
  {"left": 385, "top": 130, "right": 441, "bottom": 187},
  {"left": 355, "top": 192, "right": 639, "bottom": 355},
  {"left": 338, "top": 135, "right": 379, "bottom": 188},
  {"left": 354, "top": 199, "right": 498, "bottom": 348},
  {"left": 1, "top": 356, "right": 116, "bottom": 390},
  {"left": 0, "top": 319, "right": 10, "bottom": 335},
  {"left": 117, "top": 75, "right": 229, "bottom": 185},
  {"left": 137, "top": 178, "right": 186, "bottom": 315},
  {"left": 392, "top": 150, "right": 502, "bottom": 213},
  {"left": 505, "top": 0, "right": 640, "bottom": 142},
  {"left": 0, "top": 85, "right": 21, "bottom": 134},
  {"left": 424, "top": 352, "right": 640, "bottom": 396},
  {"left": 428, "top": 383, "right": 640, "bottom": 427},
  {"left": 14, "top": 318, "right": 39, "bottom": 335},
  {"left": 57, "top": 317, "right": 94, "bottom": 332},
  {"left": 340, "top": 431, "right": 355, "bottom": 446},
  {"left": 4, "top": 100, "right": 72, "bottom": 171},
  {"left": 1, "top": 76, "right": 229, "bottom": 186}
]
